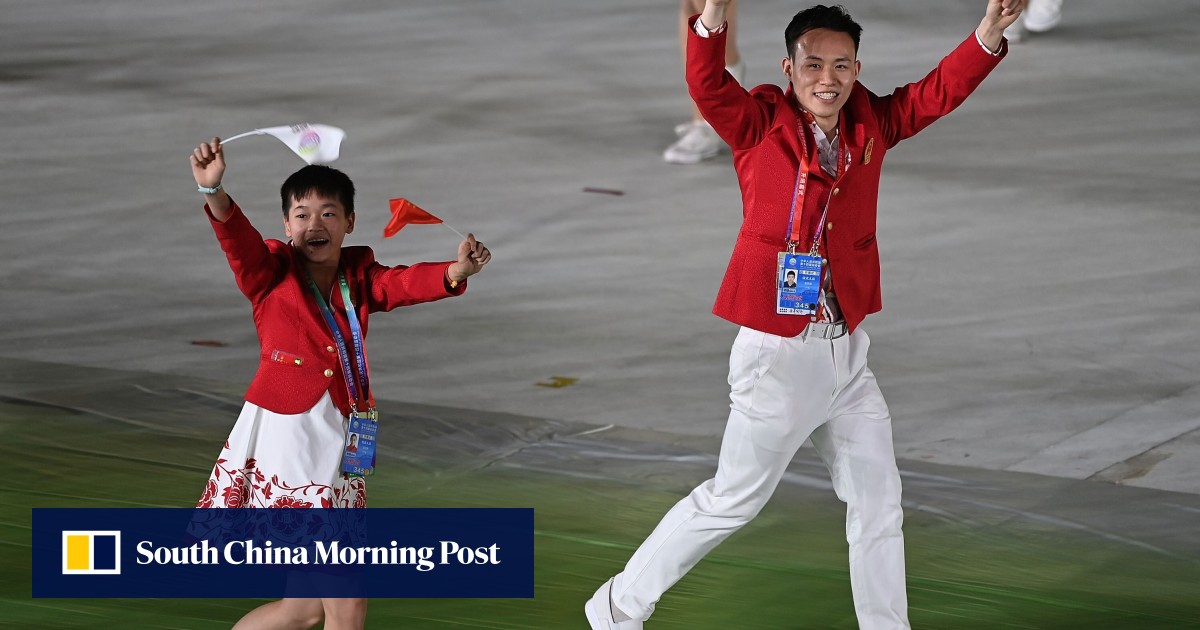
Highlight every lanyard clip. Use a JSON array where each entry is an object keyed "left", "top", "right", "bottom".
[{"left": 787, "top": 241, "right": 798, "bottom": 255}]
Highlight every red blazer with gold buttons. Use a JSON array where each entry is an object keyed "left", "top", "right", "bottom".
[
  {"left": 687, "top": 16, "right": 1005, "bottom": 335},
  {"left": 208, "top": 202, "right": 464, "bottom": 416}
]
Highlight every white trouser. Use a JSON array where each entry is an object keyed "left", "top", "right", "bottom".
[{"left": 612, "top": 327, "right": 909, "bottom": 630}]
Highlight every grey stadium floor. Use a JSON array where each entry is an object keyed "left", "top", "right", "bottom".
[{"left": 3, "top": 0, "right": 1199, "bottom": 627}]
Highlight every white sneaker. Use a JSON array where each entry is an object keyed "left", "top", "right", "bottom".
[
  {"left": 1024, "top": 0, "right": 1063, "bottom": 33},
  {"left": 663, "top": 121, "right": 723, "bottom": 164},
  {"left": 585, "top": 578, "right": 644, "bottom": 630}
]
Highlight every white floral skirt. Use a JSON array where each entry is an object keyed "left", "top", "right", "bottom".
[{"left": 197, "top": 392, "right": 365, "bottom": 509}]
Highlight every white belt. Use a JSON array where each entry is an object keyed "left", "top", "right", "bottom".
[{"left": 800, "top": 321, "right": 848, "bottom": 341}]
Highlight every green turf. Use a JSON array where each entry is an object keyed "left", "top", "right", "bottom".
[{"left": 4, "top": 396, "right": 1200, "bottom": 629}]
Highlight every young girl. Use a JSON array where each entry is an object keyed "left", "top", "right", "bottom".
[{"left": 190, "top": 138, "right": 490, "bottom": 629}]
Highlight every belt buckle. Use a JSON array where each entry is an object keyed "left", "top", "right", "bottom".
[
  {"left": 802, "top": 321, "right": 829, "bottom": 341},
  {"left": 802, "top": 321, "right": 845, "bottom": 341}
]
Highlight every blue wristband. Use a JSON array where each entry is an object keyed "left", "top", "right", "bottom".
[{"left": 197, "top": 182, "right": 222, "bottom": 194}]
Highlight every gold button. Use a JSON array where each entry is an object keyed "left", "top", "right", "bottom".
[
  {"left": 326, "top": 345, "right": 335, "bottom": 353},
  {"left": 826, "top": 221, "right": 834, "bottom": 231},
  {"left": 832, "top": 187, "right": 840, "bottom": 195},
  {"left": 324, "top": 369, "right": 334, "bottom": 378}
]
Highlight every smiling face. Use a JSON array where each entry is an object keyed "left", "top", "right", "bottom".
[
  {"left": 283, "top": 192, "right": 355, "bottom": 269},
  {"left": 782, "top": 28, "right": 861, "bottom": 134}
]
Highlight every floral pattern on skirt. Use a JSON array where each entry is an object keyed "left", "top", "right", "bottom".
[{"left": 197, "top": 392, "right": 365, "bottom": 509}]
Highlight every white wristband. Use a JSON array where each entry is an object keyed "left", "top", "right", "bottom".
[{"left": 197, "top": 182, "right": 222, "bottom": 194}]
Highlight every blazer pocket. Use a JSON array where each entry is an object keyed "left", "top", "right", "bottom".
[
  {"left": 853, "top": 233, "right": 876, "bottom": 249},
  {"left": 267, "top": 349, "right": 305, "bottom": 367}
]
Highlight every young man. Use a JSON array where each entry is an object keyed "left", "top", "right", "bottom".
[
  {"left": 586, "top": 1, "right": 1023, "bottom": 628},
  {"left": 783, "top": 269, "right": 798, "bottom": 288}
]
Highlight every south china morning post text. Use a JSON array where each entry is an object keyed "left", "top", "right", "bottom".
[
  {"left": 32, "top": 508, "right": 533, "bottom": 598},
  {"left": 134, "top": 538, "right": 501, "bottom": 572}
]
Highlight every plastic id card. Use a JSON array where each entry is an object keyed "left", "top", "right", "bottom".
[
  {"left": 341, "top": 409, "right": 378, "bottom": 477},
  {"left": 776, "top": 252, "right": 822, "bottom": 315}
]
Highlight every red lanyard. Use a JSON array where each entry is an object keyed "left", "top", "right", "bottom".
[{"left": 785, "top": 111, "right": 845, "bottom": 255}]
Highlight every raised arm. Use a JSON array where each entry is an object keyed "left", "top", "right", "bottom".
[
  {"left": 362, "top": 234, "right": 490, "bottom": 312},
  {"left": 698, "top": 0, "right": 732, "bottom": 33},
  {"left": 190, "top": 138, "right": 233, "bottom": 222},
  {"left": 686, "top": 0, "right": 775, "bottom": 150},
  {"left": 870, "top": 0, "right": 1020, "bottom": 147},
  {"left": 191, "top": 138, "right": 289, "bottom": 302}
]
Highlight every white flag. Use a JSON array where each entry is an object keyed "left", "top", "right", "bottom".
[{"left": 222, "top": 123, "right": 346, "bottom": 164}]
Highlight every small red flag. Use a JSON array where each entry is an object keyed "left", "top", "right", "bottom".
[{"left": 384, "top": 198, "right": 443, "bottom": 238}]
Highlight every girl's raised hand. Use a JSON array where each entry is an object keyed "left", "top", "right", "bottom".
[
  {"left": 448, "top": 233, "right": 491, "bottom": 284},
  {"left": 190, "top": 138, "right": 225, "bottom": 189}
]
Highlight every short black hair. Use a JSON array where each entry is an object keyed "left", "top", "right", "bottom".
[
  {"left": 280, "top": 164, "right": 355, "bottom": 216},
  {"left": 784, "top": 5, "right": 863, "bottom": 59}
]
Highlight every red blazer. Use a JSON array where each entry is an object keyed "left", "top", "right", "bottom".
[
  {"left": 687, "top": 17, "right": 1005, "bottom": 335},
  {"left": 208, "top": 202, "right": 465, "bottom": 416}
]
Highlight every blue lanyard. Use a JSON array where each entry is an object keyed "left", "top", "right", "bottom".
[{"left": 305, "top": 270, "right": 372, "bottom": 411}]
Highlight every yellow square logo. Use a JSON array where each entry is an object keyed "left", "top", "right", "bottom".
[{"left": 61, "top": 531, "right": 121, "bottom": 575}]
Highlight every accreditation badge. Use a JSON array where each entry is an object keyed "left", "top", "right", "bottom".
[
  {"left": 342, "top": 409, "right": 378, "bottom": 477},
  {"left": 776, "top": 251, "right": 822, "bottom": 315}
]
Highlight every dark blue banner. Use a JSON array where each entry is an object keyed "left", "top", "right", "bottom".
[{"left": 32, "top": 508, "right": 533, "bottom": 598}]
